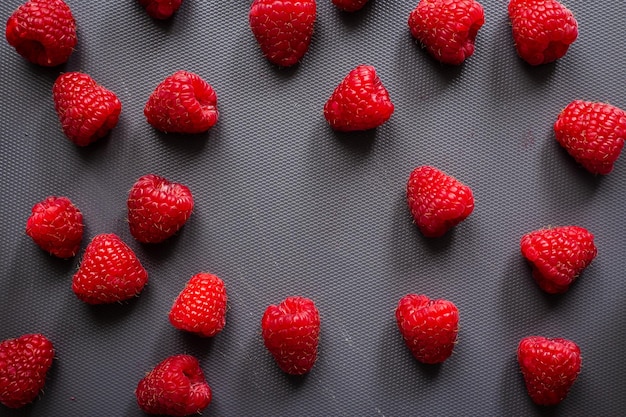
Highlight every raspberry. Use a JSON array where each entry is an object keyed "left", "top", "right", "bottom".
[
  {"left": 138, "top": 0, "right": 183, "bottom": 19},
  {"left": 25, "top": 196, "right": 83, "bottom": 258},
  {"left": 52, "top": 72, "right": 122, "bottom": 147},
  {"left": 520, "top": 226, "right": 597, "bottom": 294},
  {"left": 261, "top": 296, "right": 321, "bottom": 375},
  {"left": 508, "top": 0, "right": 578, "bottom": 66},
  {"left": 518, "top": 336, "right": 581, "bottom": 406},
  {"left": 127, "top": 174, "right": 194, "bottom": 244},
  {"left": 169, "top": 273, "right": 227, "bottom": 337},
  {"left": 331, "top": 0, "right": 369, "bottom": 12},
  {"left": 554, "top": 100, "right": 626, "bottom": 175},
  {"left": 5, "top": 0, "right": 77, "bottom": 66},
  {"left": 406, "top": 166, "right": 474, "bottom": 238},
  {"left": 249, "top": 0, "right": 317, "bottom": 67},
  {"left": 395, "top": 294, "right": 459, "bottom": 364},
  {"left": 144, "top": 70, "right": 219, "bottom": 134},
  {"left": 0, "top": 334, "right": 54, "bottom": 409},
  {"left": 72, "top": 233, "right": 148, "bottom": 304},
  {"left": 408, "top": 0, "right": 485, "bottom": 65},
  {"left": 135, "top": 354, "right": 212, "bottom": 416},
  {"left": 323, "top": 65, "right": 394, "bottom": 131}
]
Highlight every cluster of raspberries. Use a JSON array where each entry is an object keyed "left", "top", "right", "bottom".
[{"left": 2, "top": 0, "right": 624, "bottom": 414}]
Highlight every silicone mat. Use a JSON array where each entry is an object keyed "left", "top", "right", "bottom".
[{"left": 1, "top": 1, "right": 625, "bottom": 416}]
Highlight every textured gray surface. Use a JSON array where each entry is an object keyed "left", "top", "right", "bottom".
[{"left": 1, "top": 0, "right": 626, "bottom": 416}]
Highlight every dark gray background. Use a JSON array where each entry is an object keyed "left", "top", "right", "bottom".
[{"left": 1, "top": 1, "right": 625, "bottom": 416}]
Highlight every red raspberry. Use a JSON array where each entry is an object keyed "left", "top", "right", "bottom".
[
  {"left": 517, "top": 336, "right": 581, "bottom": 406},
  {"left": 508, "top": 0, "right": 578, "bottom": 66},
  {"left": 72, "top": 233, "right": 148, "bottom": 304},
  {"left": 408, "top": 0, "right": 485, "bottom": 65},
  {"left": 261, "top": 296, "right": 320, "bottom": 375},
  {"left": 25, "top": 196, "right": 83, "bottom": 258},
  {"left": 138, "top": 0, "right": 183, "bottom": 19},
  {"left": 406, "top": 166, "right": 474, "bottom": 238},
  {"left": 169, "top": 273, "right": 227, "bottom": 337},
  {"left": 127, "top": 174, "right": 194, "bottom": 244},
  {"left": 135, "top": 354, "right": 212, "bottom": 416},
  {"left": 395, "top": 294, "right": 459, "bottom": 364},
  {"left": 249, "top": 0, "right": 317, "bottom": 67},
  {"left": 331, "top": 0, "right": 369, "bottom": 12},
  {"left": 5, "top": 0, "right": 77, "bottom": 67},
  {"left": 554, "top": 100, "right": 626, "bottom": 175},
  {"left": 52, "top": 72, "right": 122, "bottom": 147},
  {"left": 144, "top": 70, "right": 218, "bottom": 134},
  {"left": 323, "top": 65, "right": 394, "bottom": 132},
  {"left": 520, "top": 226, "right": 597, "bottom": 294},
  {"left": 0, "top": 334, "right": 54, "bottom": 409}
]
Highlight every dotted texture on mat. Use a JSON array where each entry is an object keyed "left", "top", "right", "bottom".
[{"left": 1, "top": 1, "right": 626, "bottom": 416}]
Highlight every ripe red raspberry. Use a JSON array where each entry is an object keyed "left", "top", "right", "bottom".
[
  {"left": 135, "top": 354, "right": 212, "bottom": 416},
  {"left": 395, "top": 294, "right": 459, "bottom": 364},
  {"left": 406, "top": 166, "right": 474, "bottom": 238},
  {"left": 0, "top": 334, "right": 54, "bottom": 409},
  {"left": 169, "top": 273, "right": 227, "bottom": 337},
  {"left": 72, "top": 233, "right": 148, "bottom": 304},
  {"left": 52, "top": 72, "right": 122, "bottom": 147},
  {"left": 249, "top": 0, "right": 317, "bottom": 67},
  {"left": 5, "top": 0, "right": 77, "bottom": 67},
  {"left": 508, "top": 0, "right": 578, "bottom": 66},
  {"left": 261, "top": 296, "right": 320, "bottom": 375},
  {"left": 323, "top": 65, "right": 394, "bottom": 132},
  {"left": 138, "top": 0, "right": 182, "bottom": 19},
  {"left": 331, "top": 0, "right": 369, "bottom": 12},
  {"left": 554, "top": 100, "right": 626, "bottom": 175},
  {"left": 25, "top": 196, "right": 83, "bottom": 258},
  {"left": 408, "top": 0, "right": 485, "bottom": 65},
  {"left": 520, "top": 226, "right": 597, "bottom": 294},
  {"left": 517, "top": 336, "right": 581, "bottom": 406},
  {"left": 127, "top": 174, "right": 194, "bottom": 244},
  {"left": 144, "top": 70, "right": 218, "bottom": 134}
]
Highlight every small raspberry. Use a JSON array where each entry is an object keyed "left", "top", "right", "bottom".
[
  {"left": 25, "top": 196, "right": 83, "bottom": 258},
  {"left": 554, "top": 100, "right": 626, "bottom": 175},
  {"left": 169, "top": 273, "right": 228, "bottom": 337},
  {"left": 395, "top": 294, "right": 459, "bottom": 364},
  {"left": 52, "top": 72, "right": 122, "bottom": 147},
  {"left": 518, "top": 336, "right": 581, "bottom": 406},
  {"left": 127, "top": 174, "right": 194, "bottom": 244},
  {"left": 520, "top": 226, "right": 597, "bottom": 294},
  {"left": 249, "top": 0, "right": 317, "bottom": 67},
  {"left": 408, "top": 0, "right": 485, "bottom": 65},
  {"left": 138, "top": 0, "right": 183, "bottom": 19},
  {"left": 5, "top": 0, "right": 77, "bottom": 66},
  {"left": 0, "top": 334, "right": 54, "bottom": 409},
  {"left": 508, "top": 0, "right": 578, "bottom": 65},
  {"left": 406, "top": 166, "right": 475, "bottom": 238},
  {"left": 72, "top": 233, "right": 148, "bottom": 304},
  {"left": 262, "top": 296, "right": 321, "bottom": 375},
  {"left": 135, "top": 354, "right": 212, "bottom": 416},
  {"left": 331, "top": 0, "right": 369, "bottom": 12},
  {"left": 323, "top": 65, "right": 394, "bottom": 131},
  {"left": 144, "top": 70, "right": 219, "bottom": 134}
]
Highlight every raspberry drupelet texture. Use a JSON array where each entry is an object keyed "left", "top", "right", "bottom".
[
  {"left": 554, "top": 100, "right": 626, "bottom": 175},
  {"left": 144, "top": 70, "right": 218, "bottom": 134},
  {"left": 517, "top": 336, "right": 581, "bottom": 406},
  {"left": 53, "top": 72, "right": 122, "bottom": 146},
  {"left": 138, "top": 0, "right": 183, "bottom": 19},
  {"left": 262, "top": 296, "right": 321, "bottom": 375},
  {"left": 508, "top": 0, "right": 578, "bottom": 65},
  {"left": 26, "top": 196, "right": 83, "bottom": 258},
  {"left": 5, "top": 0, "right": 77, "bottom": 66},
  {"left": 408, "top": 0, "right": 485, "bottom": 65},
  {"left": 520, "top": 226, "right": 597, "bottom": 294},
  {"left": 323, "top": 65, "right": 394, "bottom": 131},
  {"left": 406, "top": 166, "right": 474, "bottom": 238}
]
